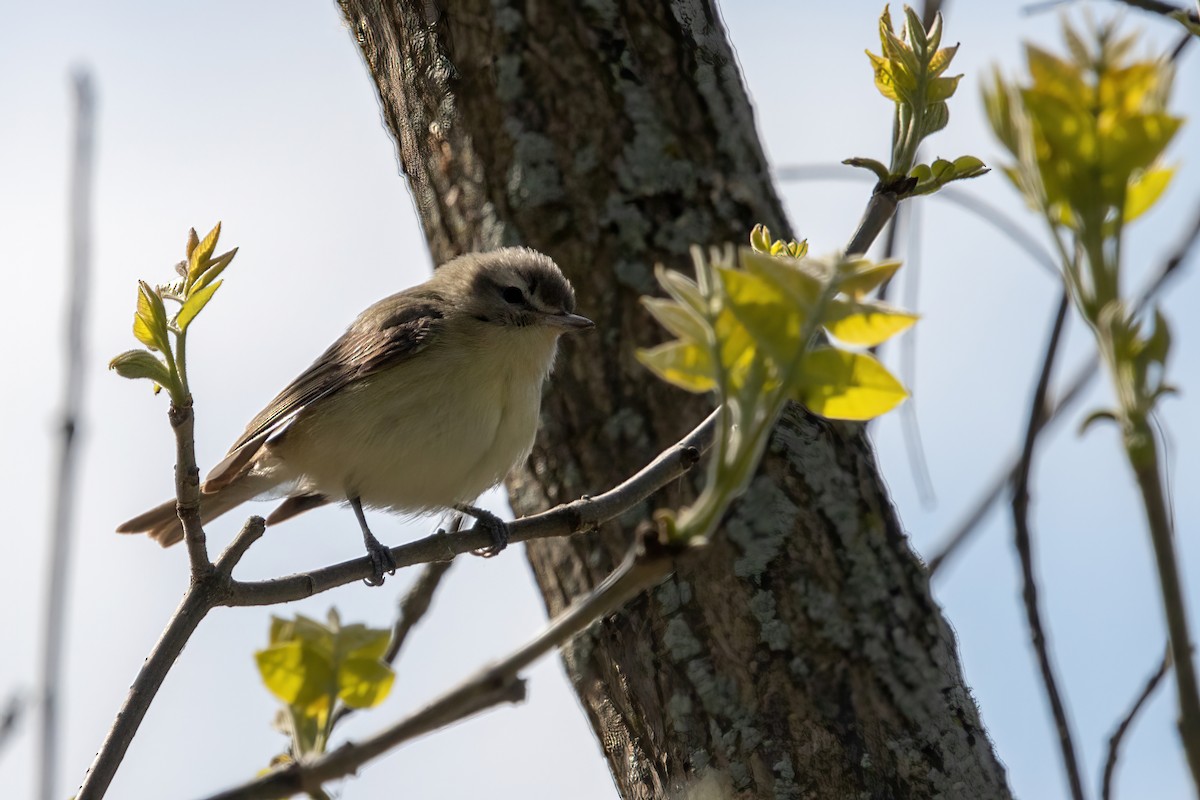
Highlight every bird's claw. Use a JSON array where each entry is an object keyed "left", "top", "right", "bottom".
[
  {"left": 362, "top": 535, "right": 397, "bottom": 587},
  {"left": 456, "top": 504, "right": 511, "bottom": 558}
]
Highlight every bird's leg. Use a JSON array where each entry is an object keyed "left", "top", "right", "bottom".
[
  {"left": 350, "top": 495, "right": 396, "bottom": 586},
  {"left": 455, "top": 503, "right": 511, "bottom": 558}
]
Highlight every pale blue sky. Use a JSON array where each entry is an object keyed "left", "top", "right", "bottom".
[{"left": 2, "top": 2, "right": 1199, "bottom": 799}]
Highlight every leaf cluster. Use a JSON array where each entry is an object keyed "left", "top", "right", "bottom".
[
  {"left": 637, "top": 225, "right": 914, "bottom": 541},
  {"left": 108, "top": 223, "right": 237, "bottom": 404},
  {"left": 847, "top": 5, "right": 988, "bottom": 192},
  {"left": 984, "top": 19, "right": 1183, "bottom": 436},
  {"left": 255, "top": 610, "right": 396, "bottom": 760}
]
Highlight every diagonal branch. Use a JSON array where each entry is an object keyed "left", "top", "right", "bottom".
[
  {"left": 197, "top": 527, "right": 684, "bottom": 800},
  {"left": 225, "top": 409, "right": 716, "bottom": 607},
  {"left": 74, "top": 518, "right": 264, "bottom": 800},
  {"left": 1010, "top": 291, "right": 1086, "bottom": 800},
  {"left": 1102, "top": 645, "right": 1172, "bottom": 800},
  {"left": 77, "top": 411, "right": 715, "bottom": 799},
  {"left": 39, "top": 70, "right": 95, "bottom": 800}
]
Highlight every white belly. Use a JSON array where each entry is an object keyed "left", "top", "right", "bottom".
[{"left": 271, "top": 325, "right": 558, "bottom": 512}]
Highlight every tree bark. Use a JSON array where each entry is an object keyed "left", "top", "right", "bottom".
[{"left": 335, "top": 1, "right": 1013, "bottom": 797}]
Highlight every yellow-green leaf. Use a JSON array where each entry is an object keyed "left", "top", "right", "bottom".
[
  {"left": 192, "top": 247, "right": 238, "bottom": 293},
  {"left": 655, "top": 266, "right": 707, "bottom": 316},
  {"left": 255, "top": 640, "right": 335, "bottom": 709},
  {"left": 837, "top": 259, "right": 902, "bottom": 299},
  {"left": 740, "top": 249, "right": 821, "bottom": 305},
  {"left": 1124, "top": 166, "right": 1175, "bottom": 223},
  {"left": 927, "top": 74, "right": 962, "bottom": 103},
  {"left": 793, "top": 347, "right": 908, "bottom": 420},
  {"left": 337, "top": 657, "right": 395, "bottom": 709},
  {"left": 188, "top": 222, "right": 222, "bottom": 285},
  {"left": 134, "top": 281, "right": 170, "bottom": 353},
  {"left": 636, "top": 341, "right": 717, "bottom": 393},
  {"left": 824, "top": 299, "right": 918, "bottom": 346},
  {"left": 109, "top": 349, "right": 171, "bottom": 387},
  {"left": 749, "top": 224, "right": 772, "bottom": 253},
  {"left": 642, "top": 297, "right": 710, "bottom": 344},
  {"left": 334, "top": 624, "right": 391, "bottom": 663},
  {"left": 175, "top": 279, "right": 222, "bottom": 332},
  {"left": 718, "top": 267, "right": 803, "bottom": 367}
]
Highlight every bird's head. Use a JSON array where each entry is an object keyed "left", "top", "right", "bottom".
[{"left": 438, "top": 248, "right": 594, "bottom": 334}]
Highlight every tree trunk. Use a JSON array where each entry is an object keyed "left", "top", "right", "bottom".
[{"left": 335, "top": 1, "right": 1013, "bottom": 797}]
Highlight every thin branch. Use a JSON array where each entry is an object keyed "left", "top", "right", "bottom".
[
  {"left": 928, "top": 200, "right": 1200, "bottom": 575},
  {"left": 1133, "top": 443, "right": 1200, "bottom": 788},
  {"left": 77, "top": 412, "right": 714, "bottom": 799},
  {"left": 1010, "top": 291, "right": 1086, "bottom": 800},
  {"left": 776, "top": 165, "right": 1059, "bottom": 279},
  {"left": 1102, "top": 646, "right": 1172, "bottom": 800},
  {"left": 224, "top": 408, "right": 716, "bottom": 607},
  {"left": 39, "top": 70, "right": 95, "bottom": 800},
  {"left": 197, "top": 528, "right": 684, "bottom": 800},
  {"left": 0, "top": 691, "right": 25, "bottom": 763},
  {"left": 846, "top": 190, "right": 900, "bottom": 256},
  {"left": 1113, "top": 0, "right": 1200, "bottom": 25},
  {"left": 74, "top": 518, "right": 263, "bottom": 800},
  {"left": 381, "top": 559, "right": 454, "bottom": 667},
  {"left": 170, "top": 398, "right": 213, "bottom": 578}
]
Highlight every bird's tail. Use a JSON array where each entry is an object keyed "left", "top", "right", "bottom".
[{"left": 116, "top": 476, "right": 270, "bottom": 548}]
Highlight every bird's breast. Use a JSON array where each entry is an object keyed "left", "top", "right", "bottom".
[{"left": 274, "top": 325, "right": 559, "bottom": 512}]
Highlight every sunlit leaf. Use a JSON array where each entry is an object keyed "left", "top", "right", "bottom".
[
  {"left": 837, "top": 258, "right": 903, "bottom": 299},
  {"left": 740, "top": 249, "right": 821, "bottom": 305},
  {"left": 175, "top": 280, "right": 222, "bottom": 332},
  {"left": 642, "top": 297, "right": 710, "bottom": 344},
  {"left": 718, "top": 267, "right": 803, "bottom": 368},
  {"left": 134, "top": 281, "right": 170, "bottom": 353},
  {"left": 337, "top": 657, "right": 395, "bottom": 709},
  {"left": 192, "top": 247, "right": 238, "bottom": 293},
  {"left": 1124, "top": 167, "right": 1175, "bottom": 223},
  {"left": 255, "top": 640, "right": 335, "bottom": 710},
  {"left": 109, "top": 350, "right": 171, "bottom": 387},
  {"left": 636, "top": 341, "right": 717, "bottom": 393},
  {"left": 793, "top": 347, "right": 908, "bottom": 420},
  {"left": 825, "top": 299, "right": 919, "bottom": 346},
  {"left": 188, "top": 222, "right": 222, "bottom": 286},
  {"left": 655, "top": 266, "right": 707, "bottom": 316}
]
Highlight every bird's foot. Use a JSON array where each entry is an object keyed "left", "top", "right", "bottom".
[
  {"left": 456, "top": 504, "right": 511, "bottom": 558},
  {"left": 362, "top": 529, "right": 398, "bottom": 586}
]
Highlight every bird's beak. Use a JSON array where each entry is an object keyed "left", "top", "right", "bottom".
[{"left": 544, "top": 312, "right": 595, "bottom": 331}]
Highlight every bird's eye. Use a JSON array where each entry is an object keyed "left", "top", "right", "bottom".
[{"left": 502, "top": 286, "right": 525, "bottom": 305}]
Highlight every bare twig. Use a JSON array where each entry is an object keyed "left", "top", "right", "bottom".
[
  {"left": 74, "top": 517, "right": 264, "bottom": 800},
  {"left": 1102, "top": 646, "right": 1172, "bottom": 800},
  {"left": 777, "top": 166, "right": 1059, "bottom": 279},
  {"left": 928, "top": 201, "right": 1200, "bottom": 575},
  {"left": 0, "top": 692, "right": 25, "bottom": 763},
  {"left": 1114, "top": 0, "right": 1200, "bottom": 24},
  {"left": 382, "top": 559, "right": 454, "bottom": 667},
  {"left": 78, "top": 412, "right": 714, "bottom": 799},
  {"left": 847, "top": 190, "right": 900, "bottom": 256},
  {"left": 38, "top": 70, "right": 95, "bottom": 800},
  {"left": 197, "top": 528, "right": 684, "bottom": 800},
  {"left": 1133, "top": 445, "right": 1200, "bottom": 788},
  {"left": 1010, "top": 291, "right": 1086, "bottom": 800},
  {"left": 224, "top": 409, "right": 716, "bottom": 607}
]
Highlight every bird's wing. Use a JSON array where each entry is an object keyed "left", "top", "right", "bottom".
[{"left": 203, "top": 293, "right": 445, "bottom": 491}]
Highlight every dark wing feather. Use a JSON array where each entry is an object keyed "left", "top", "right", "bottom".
[{"left": 204, "top": 294, "right": 444, "bottom": 490}]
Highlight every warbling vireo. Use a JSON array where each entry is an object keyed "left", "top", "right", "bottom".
[{"left": 118, "top": 247, "right": 593, "bottom": 585}]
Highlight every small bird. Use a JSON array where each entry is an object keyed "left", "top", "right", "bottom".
[{"left": 117, "top": 247, "right": 593, "bottom": 585}]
